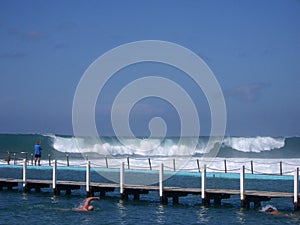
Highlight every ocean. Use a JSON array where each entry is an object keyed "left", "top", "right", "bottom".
[{"left": 0, "top": 134, "right": 300, "bottom": 224}]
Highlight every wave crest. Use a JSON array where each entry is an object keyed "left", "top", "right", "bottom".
[
  {"left": 223, "top": 136, "right": 285, "bottom": 153},
  {"left": 50, "top": 135, "right": 286, "bottom": 156},
  {"left": 51, "top": 135, "right": 197, "bottom": 156}
]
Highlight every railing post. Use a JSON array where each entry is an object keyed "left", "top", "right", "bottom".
[
  {"left": 22, "top": 159, "right": 27, "bottom": 191},
  {"left": 105, "top": 156, "right": 108, "bottom": 168},
  {"left": 294, "top": 167, "right": 299, "bottom": 211},
  {"left": 52, "top": 160, "right": 57, "bottom": 194},
  {"left": 66, "top": 154, "right": 69, "bottom": 166},
  {"left": 201, "top": 164, "right": 208, "bottom": 205},
  {"left": 148, "top": 158, "right": 152, "bottom": 170},
  {"left": 173, "top": 158, "right": 176, "bottom": 172},
  {"left": 197, "top": 159, "right": 200, "bottom": 172},
  {"left": 159, "top": 163, "right": 167, "bottom": 204},
  {"left": 120, "top": 162, "right": 125, "bottom": 198},
  {"left": 86, "top": 160, "right": 91, "bottom": 196},
  {"left": 224, "top": 160, "right": 227, "bottom": 173},
  {"left": 6, "top": 152, "right": 10, "bottom": 165},
  {"left": 127, "top": 157, "right": 130, "bottom": 169},
  {"left": 251, "top": 161, "right": 254, "bottom": 174},
  {"left": 240, "top": 165, "right": 248, "bottom": 208},
  {"left": 280, "top": 161, "right": 283, "bottom": 175}
]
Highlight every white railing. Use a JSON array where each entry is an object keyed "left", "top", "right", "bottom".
[{"left": 1, "top": 153, "right": 300, "bottom": 175}]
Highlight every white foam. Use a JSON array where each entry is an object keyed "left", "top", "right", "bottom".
[
  {"left": 223, "top": 136, "right": 285, "bottom": 153},
  {"left": 50, "top": 135, "right": 202, "bottom": 156},
  {"left": 50, "top": 135, "right": 286, "bottom": 157}
]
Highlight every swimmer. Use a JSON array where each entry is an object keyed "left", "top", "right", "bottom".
[
  {"left": 77, "top": 197, "right": 100, "bottom": 211},
  {"left": 265, "top": 206, "right": 280, "bottom": 215},
  {"left": 261, "top": 204, "right": 295, "bottom": 217}
]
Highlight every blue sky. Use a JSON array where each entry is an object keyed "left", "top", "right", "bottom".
[{"left": 0, "top": 0, "right": 299, "bottom": 136}]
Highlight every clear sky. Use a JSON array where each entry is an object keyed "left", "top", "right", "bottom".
[{"left": 0, "top": 0, "right": 299, "bottom": 137}]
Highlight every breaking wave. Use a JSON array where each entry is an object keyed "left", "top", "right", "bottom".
[
  {"left": 223, "top": 136, "right": 285, "bottom": 153},
  {"left": 52, "top": 135, "right": 199, "bottom": 156},
  {"left": 50, "top": 135, "right": 286, "bottom": 156}
]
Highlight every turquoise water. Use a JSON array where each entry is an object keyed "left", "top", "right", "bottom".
[
  {"left": 0, "top": 166, "right": 300, "bottom": 224},
  {"left": 0, "top": 164, "right": 295, "bottom": 179}
]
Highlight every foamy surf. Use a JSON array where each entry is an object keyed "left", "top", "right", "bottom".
[
  {"left": 223, "top": 136, "right": 285, "bottom": 153},
  {"left": 50, "top": 135, "right": 286, "bottom": 156},
  {"left": 0, "top": 134, "right": 299, "bottom": 175}
]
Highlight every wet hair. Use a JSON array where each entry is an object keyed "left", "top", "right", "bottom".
[{"left": 266, "top": 207, "right": 276, "bottom": 213}]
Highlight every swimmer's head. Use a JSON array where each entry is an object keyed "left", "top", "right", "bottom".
[
  {"left": 266, "top": 207, "right": 276, "bottom": 213},
  {"left": 88, "top": 205, "right": 94, "bottom": 211},
  {"left": 261, "top": 204, "right": 278, "bottom": 213}
]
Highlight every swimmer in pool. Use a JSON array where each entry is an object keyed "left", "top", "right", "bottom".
[
  {"left": 264, "top": 206, "right": 280, "bottom": 215},
  {"left": 77, "top": 197, "right": 100, "bottom": 211},
  {"left": 261, "top": 205, "right": 296, "bottom": 217}
]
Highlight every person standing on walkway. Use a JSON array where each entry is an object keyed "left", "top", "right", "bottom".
[{"left": 34, "top": 141, "right": 42, "bottom": 166}]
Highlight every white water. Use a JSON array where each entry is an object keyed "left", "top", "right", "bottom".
[
  {"left": 51, "top": 135, "right": 286, "bottom": 156},
  {"left": 31, "top": 134, "right": 297, "bottom": 175},
  {"left": 223, "top": 136, "right": 285, "bottom": 153}
]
